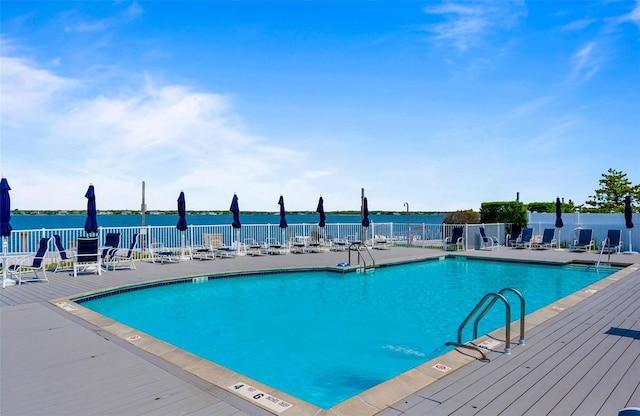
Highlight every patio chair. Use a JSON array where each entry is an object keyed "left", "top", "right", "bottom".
[
  {"left": 444, "top": 227, "right": 464, "bottom": 251},
  {"left": 602, "top": 229, "right": 623, "bottom": 254},
  {"left": 8, "top": 237, "right": 51, "bottom": 284},
  {"left": 53, "top": 234, "right": 76, "bottom": 273},
  {"left": 506, "top": 225, "right": 523, "bottom": 247},
  {"left": 513, "top": 227, "right": 534, "bottom": 249},
  {"left": 570, "top": 229, "right": 594, "bottom": 252},
  {"left": 149, "top": 242, "right": 178, "bottom": 264},
  {"left": 73, "top": 236, "right": 101, "bottom": 277},
  {"left": 103, "top": 233, "right": 139, "bottom": 270},
  {"left": 244, "top": 238, "right": 266, "bottom": 256},
  {"left": 373, "top": 235, "right": 391, "bottom": 250},
  {"left": 263, "top": 238, "right": 286, "bottom": 255},
  {"left": 532, "top": 228, "right": 557, "bottom": 250},
  {"left": 478, "top": 227, "right": 499, "bottom": 250},
  {"left": 330, "top": 237, "right": 349, "bottom": 251},
  {"left": 101, "top": 232, "right": 121, "bottom": 263}
]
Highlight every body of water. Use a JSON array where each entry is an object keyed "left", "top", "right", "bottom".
[{"left": 10, "top": 213, "right": 445, "bottom": 230}]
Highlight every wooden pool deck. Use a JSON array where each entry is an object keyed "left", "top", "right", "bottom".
[{"left": 1, "top": 246, "right": 639, "bottom": 415}]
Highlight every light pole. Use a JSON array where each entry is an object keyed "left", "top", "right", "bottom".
[{"left": 404, "top": 202, "right": 410, "bottom": 247}]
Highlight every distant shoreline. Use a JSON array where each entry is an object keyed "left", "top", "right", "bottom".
[{"left": 11, "top": 210, "right": 449, "bottom": 216}]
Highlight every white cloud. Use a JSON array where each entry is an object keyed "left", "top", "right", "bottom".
[
  {"left": 571, "top": 42, "right": 601, "bottom": 82},
  {"left": 61, "top": 1, "right": 143, "bottom": 33},
  {"left": 422, "top": 1, "right": 526, "bottom": 51},
  {"left": 620, "top": 0, "right": 640, "bottom": 27},
  {"left": 560, "top": 18, "right": 597, "bottom": 32}
]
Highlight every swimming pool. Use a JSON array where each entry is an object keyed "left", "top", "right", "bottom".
[{"left": 77, "top": 258, "right": 617, "bottom": 409}]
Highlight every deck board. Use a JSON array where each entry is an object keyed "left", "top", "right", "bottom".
[{"left": 2, "top": 247, "right": 640, "bottom": 416}]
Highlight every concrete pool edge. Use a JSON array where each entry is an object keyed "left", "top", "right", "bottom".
[{"left": 49, "top": 259, "right": 640, "bottom": 416}]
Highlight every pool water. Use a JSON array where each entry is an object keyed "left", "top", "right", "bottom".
[{"left": 80, "top": 258, "right": 616, "bottom": 409}]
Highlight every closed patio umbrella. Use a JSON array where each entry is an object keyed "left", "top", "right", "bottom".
[
  {"left": 0, "top": 178, "right": 11, "bottom": 238},
  {"left": 362, "top": 197, "right": 370, "bottom": 227},
  {"left": 624, "top": 195, "right": 634, "bottom": 253},
  {"left": 278, "top": 195, "right": 287, "bottom": 246},
  {"left": 84, "top": 184, "right": 98, "bottom": 235},
  {"left": 177, "top": 191, "right": 188, "bottom": 259},
  {"left": 555, "top": 197, "right": 563, "bottom": 248},
  {"left": 177, "top": 191, "right": 188, "bottom": 232},
  {"left": 361, "top": 196, "right": 370, "bottom": 242},
  {"left": 278, "top": 195, "right": 287, "bottom": 229},
  {"left": 1, "top": 178, "right": 12, "bottom": 288},
  {"left": 316, "top": 196, "right": 326, "bottom": 228},
  {"left": 230, "top": 194, "right": 241, "bottom": 229},
  {"left": 230, "top": 194, "right": 241, "bottom": 250}
]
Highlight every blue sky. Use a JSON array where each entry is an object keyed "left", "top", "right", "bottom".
[{"left": 1, "top": 1, "right": 639, "bottom": 212}]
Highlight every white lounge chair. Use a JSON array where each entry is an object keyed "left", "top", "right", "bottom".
[
  {"left": 570, "top": 229, "right": 594, "bottom": 252},
  {"left": 373, "top": 235, "right": 391, "bottom": 250},
  {"left": 103, "top": 233, "right": 139, "bottom": 270},
  {"left": 602, "top": 229, "right": 623, "bottom": 254},
  {"left": 53, "top": 234, "right": 75, "bottom": 273},
  {"left": 512, "top": 228, "right": 533, "bottom": 249},
  {"left": 244, "top": 238, "right": 265, "bottom": 256},
  {"left": 74, "top": 237, "right": 101, "bottom": 277},
  {"left": 149, "top": 242, "right": 178, "bottom": 264},
  {"left": 478, "top": 227, "right": 499, "bottom": 250},
  {"left": 9, "top": 237, "right": 51, "bottom": 284},
  {"left": 532, "top": 228, "right": 557, "bottom": 250},
  {"left": 191, "top": 233, "right": 217, "bottom": 260}
]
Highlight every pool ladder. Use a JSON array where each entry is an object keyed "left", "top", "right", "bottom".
[
  {"left": 446, "top": 288, "right": 525, "bottom": 362},
  {"left": 348, "top": 241, "right": 376, "bottom": 273}
]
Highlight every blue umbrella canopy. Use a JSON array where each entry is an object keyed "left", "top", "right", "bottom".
[
  {"left": 176, "top": 191, "right": 188, "bottom": 231},
  {"left": 555, "top": 197, "right": 563, "bottom": 228},
  {"left": 625, "top": 195, "right": 634, "bottom": 229},
  {"left": 316, "top": 196, "right": 326, "bottom": 228},
  {"left": 230, "top": 194, "right": 241, "bottom": 229},
  {"left": 84, "top": 184, "right": 98, "bottom": 234},
  {"left": 362, "top": 197, "right": 370, "bottom": 227},
  {"left": 0, "top": 178, "right": 12, "bottom": 238},
  {"left": 278, "top": 195, "right": 287, "bottom": 229}
]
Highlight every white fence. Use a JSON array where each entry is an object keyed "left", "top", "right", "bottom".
[
  {"left": 528, "top": 212, "right": 639, "bottom": 251},
  {"left": 3, "top": 213, "right": 637, "bottom": 265}
]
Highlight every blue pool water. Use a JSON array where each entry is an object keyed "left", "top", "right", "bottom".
[{"left": 80, "top": 258, "right": 616, "bottom": 409}]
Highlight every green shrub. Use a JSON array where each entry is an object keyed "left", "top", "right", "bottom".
[{"left": 480, "top": 201, "right": 527, "bottom": 227}]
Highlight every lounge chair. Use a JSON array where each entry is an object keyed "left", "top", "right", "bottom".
[
  {"left": 506, "top": 225, "right": 523, "bottom": 247},
  {"left": 330, "top": 237, "right": 349, "bottom": 251},
  {"left": 478, "top": 227, "right": 499, "bottom": 250},
  {"left": 9, "top": 237, "right": 51, "bottom": 284},
  {"left": 532, "top": 228, "right": 557, "bottom": 250},
  {"left": 570, "top": 229, "right": 594, "bottom": 252},
  {"left": 602, "top": 229, "right": 623, "bottom": 254},
  {"left": 513, "top": 227, "right": 534, "bottom": 249},
  {"left": 191, "top": 233, "right": 217, "bottom": 260},
  {"left": 290, "top": 237, "right": 310, "bottom": 254},
  {"left": 101, "top": 232, "right": 121, "bottom": 263},
  {"left": 244, "top": 238, "right": 265, "bottom": 256},
  {"left": 103, "top": 233, "right": 139, "bottom": 270},
  {"left": 444, "top": 227, "right": 464, "bottom": 251},
  {"left": 73, "top": 237, "right": 101, "bottom": 277},
  {"left": 53, "top": 234, "right": 75, "bottom": 273},
  {"left": 264, "top": 238, "right": 286, "bottom": 255},
  {"left": 373, "top": 235, "right": 391, "bottom": 250},
  {"left": 149, "top": 242, "right": 178, "bottom": 264}
]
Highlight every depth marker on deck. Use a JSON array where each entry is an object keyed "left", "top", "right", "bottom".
[
  {"left": 230, "top": 382, "right": 292, "bottom": 413},
  {"left": 55, "top": 302, "right": 77, "bottom": 311}
]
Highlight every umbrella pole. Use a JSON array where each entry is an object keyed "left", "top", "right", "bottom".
[
  {"left": 2, "top": 237, "right": 7, "bottom": 289},
  {"left": 624, "top": 229, "right": 634, "bottom": 254}
]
